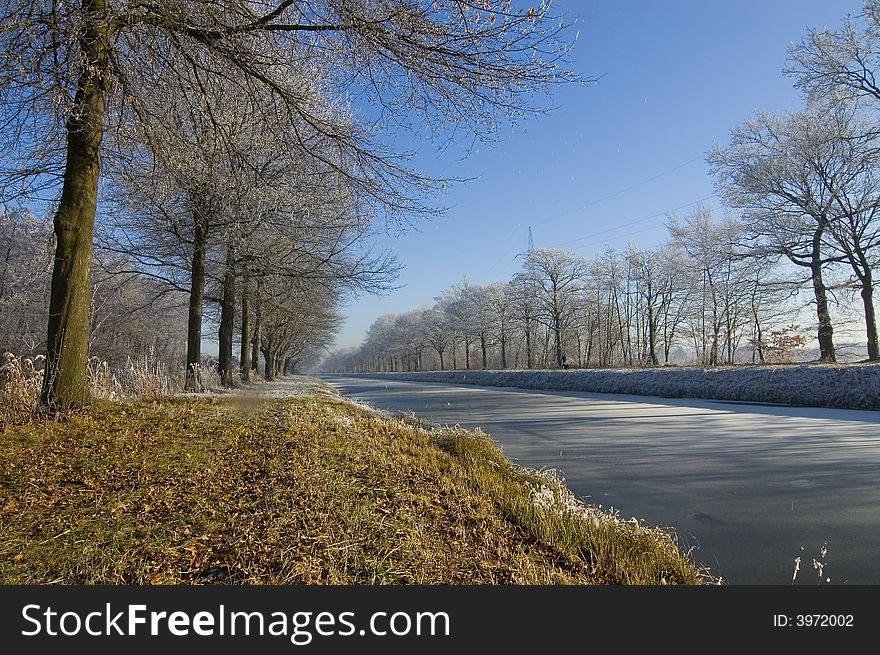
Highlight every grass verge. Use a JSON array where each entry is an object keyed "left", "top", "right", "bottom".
[{"left": 0, "top": 392, "right": 713, "bottom": 584}]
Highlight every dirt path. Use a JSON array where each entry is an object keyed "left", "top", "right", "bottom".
[{"left": 180, "top": 375, "right": 336, "bottom": 401}]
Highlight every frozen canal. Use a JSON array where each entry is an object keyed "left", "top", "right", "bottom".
[{"left": 324, "top": 376, "right": 880, "bottom": 585}]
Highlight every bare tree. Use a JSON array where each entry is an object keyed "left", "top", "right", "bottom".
[
  {"left": 1, "top": 0, "right": 577, "bottom": 408},
  {"left": 707, "top": 107, "right": 869, "bottom": 362},
  {"left": 666, "top": 207, "right": 756, "bottom": 365},
  {"left": 786, "top": 1, "right": 880, "bottom": 360},
  {"left": 0, "top": 209, "right": 53, "bottom": 356},
  {"left": 486, "top": 282, "right": 516, "bottom": 369},
  {"left": 509, "top": 271, "right": 540, "bottom": 368},
  {"left": 521, "top": 248, "right": 590, "bottom": 368},
  {"left": 423, "top": 308, "right": 451, "bottom": 371},
  {"left": 786, "top": 0, "right": 880, "bottom": 111}
]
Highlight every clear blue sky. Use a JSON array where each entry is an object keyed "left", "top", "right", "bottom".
[{"left": 333, "top": 0, "right": 864, "bottom": 350}]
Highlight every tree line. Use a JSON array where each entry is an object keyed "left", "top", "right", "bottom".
[
  {"left": 321, "top": 208, "right": 802, "bottom": 373},
  {"left": 324, "top": 1, "right": 880, "bottom": 373},
  {"left": 1, "top": 1, "right": 575, "bottom": 406}
]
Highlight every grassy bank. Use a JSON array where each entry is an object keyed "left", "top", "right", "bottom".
[{"left": 0, "top": 391, "right": 712, "bottom": 585}]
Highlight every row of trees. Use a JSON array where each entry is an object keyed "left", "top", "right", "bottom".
[
  {"left": 324, "top": 1, "right": 880, "bottom": 373},
  {"left": 321, "top": 207, "right": 809, "bottom": 373},
  {"left": 1, "top": 1, "right": 574, "bottom": 406}
]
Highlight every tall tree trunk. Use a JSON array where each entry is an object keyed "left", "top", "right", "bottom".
[
  {"left": 585, "top": 316, "right": 595, "bottom": 366},
  {"left": 218, "top": 248, "right": 236, "bottom": 388},
  {"left": 263, "top": 345, "right": 274, "bottom": 381},
  {"left": 753, "top": 308, "right": 765, "bottom": 364},
  {"left": 860, "top": 268, "right": 879, "bottom": 361},
  {"left": 480, "top": 333, "right": 488, "bottom": 369},
  {"left": 41, "top": 0, "right": 111, "bottom": 409},
  {"left": 240, "top": 273, "right": 251, "bottom": 383},
  {"left": 251, "top": 301, "right": 261, "bottom": 374},
  {"left": 185, "top": 217, "right": 208, "bottom": 391},
  {"left": 525, "top": 319, "right": 533, "bottom": 368},
  {"left": 554, "top": 313, "right": 564, "bottom": 368},
  {"left": 811, "top": 229, "right": 836, "bottom": 363}
]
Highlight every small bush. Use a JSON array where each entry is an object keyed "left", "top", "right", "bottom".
[
  {"left": 0, "top": 352, "right": 43, "bottom": 425},
  {"left": 2, "top": 347, "right": 189, "bottom": 427}
]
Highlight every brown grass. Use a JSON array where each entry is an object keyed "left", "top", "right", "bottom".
[
  {"left": 0, "top": 352, "right": 43, "bottom": 425},
  {"left": 0, "top": 350, "right": 205, "bottom": 428},
  {"left": 0, "top": 393, "right": 713, "bottom": 585}
]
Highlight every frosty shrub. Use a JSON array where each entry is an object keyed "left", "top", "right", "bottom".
[
  {"left": 2, "top": 348, "right": 189, "bottom": 426},
  {"left": 88, "top": 348, "right": 181, "bottom": 401},
  {"left": 0, "top": 352, "right": 43, "bottom": 425}
]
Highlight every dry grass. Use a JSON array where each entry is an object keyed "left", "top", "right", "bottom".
[
  {"left": 0, "top": 393, "right": 712, "bottom": 585},
  {"left": 87, "top": 352, "right": 179, "bottom": 401},
  {"left": 0, "top": 350, "right": 220, "bottom": 428},
  {"left": 0, "top": 352, "right": 44, "bottom": 425}
]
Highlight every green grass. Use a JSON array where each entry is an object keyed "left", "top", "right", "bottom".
[{"left": 0, "top": 392, "right": 713, "bottom": 585}]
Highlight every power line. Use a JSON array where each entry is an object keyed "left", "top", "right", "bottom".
[
  {"left": 482, "top": 195, "right": 718, "bottom": 282},
  {"left": 530, "top": 154, "right": 705, "bottom": 228},
  {"left": 548, "top": 194, "right": 717, "bottom": 250},
  {"left": 569, "top": 221, "right": 685, "bottom": 253}
]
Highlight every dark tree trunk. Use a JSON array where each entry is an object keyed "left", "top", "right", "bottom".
[
  {"left": 251, "top": 301, "right": 261, "bottom": 374},
  {"left": 586, "top": 321, "right": 594, "bottom": 366},
  {"left": 754, "top": 309, "right": 765, "bottom": 364},
  {"left": 41, "top": 0, "right": 111, "bottom": 409},
  {"left": 811, "top": 229, "right": 836, "bottom": 362},
  {"left": 860, "top": 268, "right": 879, "bottom": 361},
  {"left": 218, "top": 249, "right": 236, "bottom": 388},
  {"left": 554, "top": 316, "right": 564, "bottom": 368},
  {"left": 185, "top": 217, "right": 208, "bottom": 391},
  {"left": 480, "top": 333, "right": 488, "bottom": 369},
  {"left": 525, "top": 320, "right": 533, "bottom": 368},
  {"left": 647, "top": 302, "right": 658, "bottom": 366},
  {"left": 240, "top": 274, "right": 251, "bottom": 383},
  {"left": 263, "top": 346, "right": 274, "bottom": 381}
]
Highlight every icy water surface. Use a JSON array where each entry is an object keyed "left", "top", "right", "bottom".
[{"left": 325, "top": 376, "right": 880, "bottom": 585}]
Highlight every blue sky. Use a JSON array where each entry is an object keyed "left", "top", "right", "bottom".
[{"left": 333, "top": 0, "right": 864, "bottom": 350}]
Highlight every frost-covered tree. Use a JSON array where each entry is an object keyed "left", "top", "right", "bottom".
[
  {"left": 666, "top": 207, "right": 758, "bottom": 366},
  {"left": 1, "top": 0, "right": 576, "bottom": 408},
  {"left": 787, "top": 0, "right": 880, "bottom": 110},
  {"left": 521, "top": 248, "right": 590, "bottom": 368},
  {"left": 509, "top": 270, "right": 540, "bottom": 368},
  {"left": 422, "top": 308, "right": 452, "bottom": 371},
  {"left": 626, "top": 246, "right": 678, "bottom": 366},
  {"left": 441, "top": 280, "right": 480, "bottom": 369},
  {"left": 707, "top": 107, "right": 871, "bottom": 363},
  {"left": 485, "top": 282, "right": 517, "bottom": 369},
  {"left": 786, "top": 1, "right": 880, "bottom": 360},
  {"left": 0, "top": 210, "right": 53, "bottom": 356}
]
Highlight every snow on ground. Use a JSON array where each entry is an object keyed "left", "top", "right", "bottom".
[
  {"left": 337, "top": 363, "right": 880, "bottom": 410},
  {"left": 249, "top": 376, "right": 337, "bottom": 398},
  {"left": 178, "top": 375, "right": 335, "bottom": 400}
]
